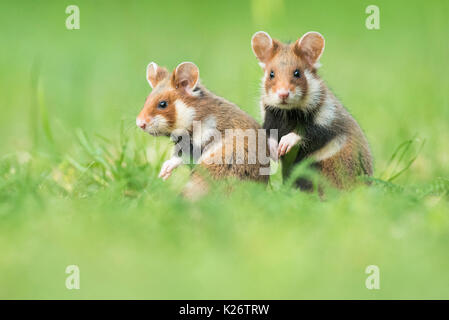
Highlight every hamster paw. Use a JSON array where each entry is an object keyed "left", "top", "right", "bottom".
[
  {"left": 278, "top": 132, "right": 301, "bottom": 157},
  {"left": 158, "top": 157, "right": 183, "bottom": 180}
]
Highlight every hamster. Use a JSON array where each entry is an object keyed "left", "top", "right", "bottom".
[
  {"left": 251, "top": 31, "right": 373, "bottom": 190},
  {"left": 137, "top": 61, "right": 269, "bottom": 199}
]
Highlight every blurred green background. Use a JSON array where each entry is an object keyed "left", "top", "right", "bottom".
[{"left": 0, "top": 0, "right": 448, "bottom": 299}]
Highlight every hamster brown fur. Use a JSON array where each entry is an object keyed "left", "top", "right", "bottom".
[
  {"left": 137, "top": 62, "right": 269, "bottom": 199},
  {"left": 251, "top": 31, "right": 373, "bottom": 190}
]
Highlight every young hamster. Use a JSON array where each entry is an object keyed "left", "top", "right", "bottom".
[
  {"left": 251, "top": 31, "right": 373, "bottom": 190},
  {"left": 136, "top": 61, "right": 269, "bottom": 199}
]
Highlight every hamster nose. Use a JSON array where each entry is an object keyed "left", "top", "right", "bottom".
[
  {"left": 278, "top": 91, "right": 289, "bottom": 100},
  {"left": 136, "top": 118, "right": 147, "bottom": 130}
]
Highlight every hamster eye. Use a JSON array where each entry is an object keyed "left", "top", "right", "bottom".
[
  {"left": 293, "top": 69, "right": 301, "bottom": 78},
  {"left": 158, "top": 101, "right": 168, "bottom": 109},
  {"left": 269, "top": 70, "right": 275, "bottom": 79}
]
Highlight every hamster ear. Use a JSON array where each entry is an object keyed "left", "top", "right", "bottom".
[
  {"left": 251, "top": 31, "right": 276, "bottom": 66},
  {"left": 294, "top": 32, "right": 325, "bottom": 67},
  {"left": 146, "top": 62, "right": 169, "bottom": 88},
  {"left": 172, "top": 62, "right": 199, "bottom": 93}
]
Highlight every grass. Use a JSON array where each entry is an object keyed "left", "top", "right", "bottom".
[{"left": 0, "top": 0, "right": 448, "bottom": 299}]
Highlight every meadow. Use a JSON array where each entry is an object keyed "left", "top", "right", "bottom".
[{"left": 0, "top": 0, "right": 448, "bottom": 299}]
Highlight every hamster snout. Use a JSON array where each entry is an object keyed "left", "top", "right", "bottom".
[
  {"left": 277, "top": 89, "right": 290, "bottom": 103},
  {"left": 136, "top": 118, "right": 147, "bottom": 130}
]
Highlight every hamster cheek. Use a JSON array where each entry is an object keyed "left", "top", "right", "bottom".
[{"left": 151, "top": 115, "right": 171, "bottom": 134}]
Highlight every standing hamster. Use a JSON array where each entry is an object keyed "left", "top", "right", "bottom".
[
  {"left": 137, "top": 62, "right": 269, "bottom": 199},
  {"left": 251, "top": 31, "right": 373, "bottom": 190}
]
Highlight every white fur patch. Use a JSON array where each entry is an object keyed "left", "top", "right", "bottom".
[
  {"left": 314, "top": 95, "right": 335, "bottom": 127},
  {"left": 262, "top": 88, "right": 279, "bottom": 107},
  {"left": 259, "top": 100, "right": 266, "bottom": 120},
  {"left": 174, "top": 99, "right": 196, "bottom": 131},
  {"left": 303, "top": 70, "right": 322, "bottom": 110},
  {"left": 148, "top": 115, "right": 169, "bottom": 135},
  {"left": 311, "top": 135, "right": 346, "bottom": 161},
  {"left": 292, "top": 87, "right": 304, "bottom": 103}
]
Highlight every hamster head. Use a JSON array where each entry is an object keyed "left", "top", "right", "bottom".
[
  {"left": 136, "top": 62, "right": 199, "bottom": 136},
  {"left": 251, "top": 31, "right": 325, "bottom": 110}
]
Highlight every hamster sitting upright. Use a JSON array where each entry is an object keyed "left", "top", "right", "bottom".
[
  {"left": 136, "top": 61, "right": 269, "bottom": 199},
  {"left": 251, "top": 31, "right": 373, "bottom": 190}
]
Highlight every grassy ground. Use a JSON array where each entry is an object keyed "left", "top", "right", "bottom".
[{"left": 0, "top": 0, "right": 448, "bottom": 299}]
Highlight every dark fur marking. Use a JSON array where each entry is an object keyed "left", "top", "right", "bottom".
[{"left": 263, "top": 105, "right": 348, "bottom": 188}]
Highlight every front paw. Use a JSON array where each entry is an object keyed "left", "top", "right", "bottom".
[
  {"left": 158, "top": 157, "right": 182, "bottom": 180},
  {"left": 278, "top": 133, "right": 301, "bottom": 157}
]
